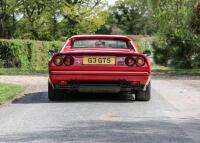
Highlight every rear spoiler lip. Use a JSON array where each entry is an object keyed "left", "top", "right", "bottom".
[{"left": 52, "top": 51, "right": 144, "bottom": 56}]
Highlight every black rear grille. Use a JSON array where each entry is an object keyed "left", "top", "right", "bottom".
[{"left": 68, "top": 80, "right": 130, "bottom": 85}]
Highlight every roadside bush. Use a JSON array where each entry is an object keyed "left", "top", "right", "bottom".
[
  {"left": 152, "top": 40, "right": 172, "bottom": 66},
  {"left": 150, "top": 0, "right": 200, "bottom": 69},
  {"left": 0, "top": 39, "right": 64, "bottom": 71},
  {"left": 152, "top": 31, "right": 200, "bottom": 68},
  {"left": 131, "top": 35, "right": 154, "bottom": 53}
]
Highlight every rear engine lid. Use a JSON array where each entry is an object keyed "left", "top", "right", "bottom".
[{"left": 61, "top": 47, "right": 134, "bottom": 55}]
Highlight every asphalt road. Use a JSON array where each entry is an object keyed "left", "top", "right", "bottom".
[{"left": 0, "top": 75, "right": 200, "bottom": 143}]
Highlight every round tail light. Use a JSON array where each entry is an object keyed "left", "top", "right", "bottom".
[
  {"left": 53, "top": 56, "right": 64, "bottom": 66},
  {"left": 136, "top": 57, "right": 145, "bottom": 67},
  {"left": 64, "top": 56, "right": 74, "bottom": 66},
  {"left": 125, "top": 57, "right": 135, "bottom": 66}
]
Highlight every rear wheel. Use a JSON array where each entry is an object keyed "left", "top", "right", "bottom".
[
  {"left": 135, "top": 82, "right": 151, "bottom": 101},
  {"left": 48, "top": 82, "right": 64, "bottom": 101}
]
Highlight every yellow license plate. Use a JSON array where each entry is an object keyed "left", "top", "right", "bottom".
[{"left": 83, "top": 56, "right": 116, "bottom": 65}]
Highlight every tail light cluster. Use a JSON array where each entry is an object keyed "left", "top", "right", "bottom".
[
  {"left": 53, "top": 55, "right": 74, "bottom": 66},
  {"left": 125, "top": 56, "right": 146, "bottom": 67}
]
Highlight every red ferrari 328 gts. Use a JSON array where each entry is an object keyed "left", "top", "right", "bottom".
[{"left": 48, "top": 35, "right": 151, "bottom": 101}]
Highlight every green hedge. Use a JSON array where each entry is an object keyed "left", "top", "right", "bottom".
[{"left": 0, "top": 39, "right": 64, "bottom": 71}]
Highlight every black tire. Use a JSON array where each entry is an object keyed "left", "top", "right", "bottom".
[
  {"left": 48, "top": 82, "right": 64, "bottom": 101},
  {"left": 135, "top": 82, "right": 151, "bottom": 101}
]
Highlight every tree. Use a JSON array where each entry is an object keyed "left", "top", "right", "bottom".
[
  {"left": 15, "top": 0, "right": 56, "bottom": 40},
  {"left": 149, "top": 0, "right": 200, "bottom": 68},
  {"left": 13, "top": 0, "right": 108, "bottom": 40},
  {"left": 60, "top": 0, "right": 108, "bottom": 36},
  {"left": 105, "top": 0, "right": 155, "bottom": 35},
  {"left": 0, "top": 0, "right": 17, "bottom": 38}
]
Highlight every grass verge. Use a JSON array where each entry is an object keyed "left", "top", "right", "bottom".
[
  {"left": 0, "top": 68, "right": 47, "bottom": 75},
  {"left": 0, "top": 83, "right": 24, "bottom": 105},
  {"left": 152, "top": 64, "right": 200, "bottom": 76}
]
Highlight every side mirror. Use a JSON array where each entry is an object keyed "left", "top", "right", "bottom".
[
  {"left": 143, "top": 50, "right": 152, "bottom": 57},
  {"left": 48, "top": 50, "right": 57, "bottom": 56}
]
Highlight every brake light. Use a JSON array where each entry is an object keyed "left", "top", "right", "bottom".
[
  {"left": 125, "top": 57, "right": 135, "bottom": 66},
  {"left": 125, "top": 56, "right": 146, "bottom": 67},
  {"left": 136, "top": 57, "right": 145, "bottom": 67},
  {"left": 53, "top": 56, "right": 64, "bottom": 66},
  {"left": 64, "top": 56, "right": 74, "bottom": 66}
]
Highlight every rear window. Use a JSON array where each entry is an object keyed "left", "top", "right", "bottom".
[{"left": 73, "top": 39, "right": 131, "bottom": 49}]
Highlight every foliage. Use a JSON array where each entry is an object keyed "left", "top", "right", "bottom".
[
  {"left": 61, "top": 0, "right": 108, "bottom": 35},
  {"left": 0, "top": 0, "right": 108, "bottom": 40},
  {"left": 132, "top": 36, "right": 154, "bottom": 52},
  {"left": 1, "top": 0, "right": 200, "bottom": 69},
  {"left": 97, "top": 0, "right": 156, "bottom": 35},
  {"left": 0, "top": 39, "right": 64, "bottom": 71},
  {"left": 0, "top": 0, "right": 17, "bottom": 38},
  {"left": 149, "top": 0, "right": 200, "bottom": 68}
]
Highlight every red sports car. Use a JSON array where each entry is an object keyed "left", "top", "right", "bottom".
[{"left": 48, "top": 35, "right": 151, "bottom": 101}]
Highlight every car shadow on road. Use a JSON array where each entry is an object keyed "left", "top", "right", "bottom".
[{"left": 13, "top": 92, "right": 135, "bottom": 104}]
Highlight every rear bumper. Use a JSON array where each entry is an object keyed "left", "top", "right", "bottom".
[
  {"left": 50, "top": 71, "right": 149, "bottom": 76},
  {"left": 49, "top": 71, "right": 150, "bottom": 92}
]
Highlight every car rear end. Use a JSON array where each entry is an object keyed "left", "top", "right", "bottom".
[{"left": 48, "top": 35, "right": 151, "bottom": 101}]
